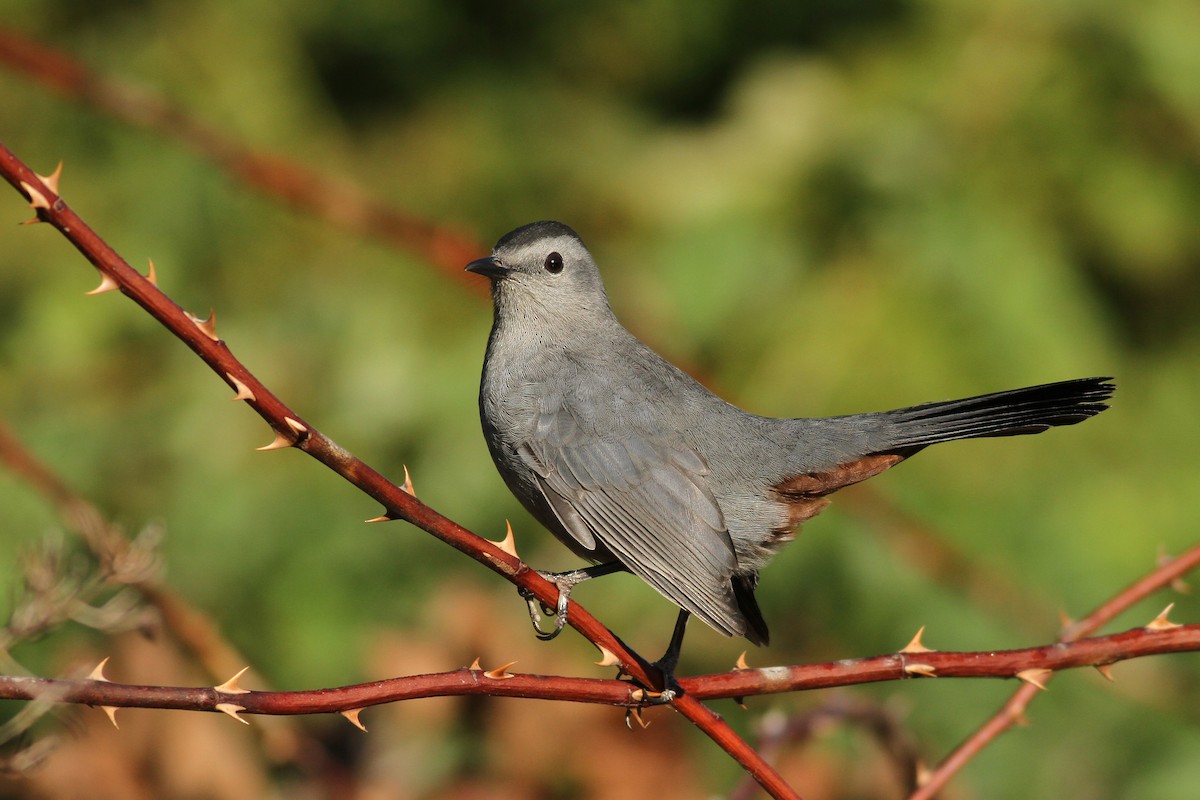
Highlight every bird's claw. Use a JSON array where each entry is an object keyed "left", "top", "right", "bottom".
[
  {"left": 521, "top": 585, "right": 569, "bottom": 641},
  {"left": 517, "top": 564, "right": 621, "bottom": 642}
]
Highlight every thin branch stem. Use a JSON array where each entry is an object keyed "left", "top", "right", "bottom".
[
  {"left": 0, "top": 421, "right": 248, "bottom": 683},
  {"left": 910, "top": 543, "right": 1200, "bottom": 799},
  {"left": 0, "top": 26, "right": 484, "bottom": 285}
]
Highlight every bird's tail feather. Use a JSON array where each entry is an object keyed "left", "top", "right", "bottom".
[{"left": 881, "top": 377, "right": 1114, "bottom": 451}]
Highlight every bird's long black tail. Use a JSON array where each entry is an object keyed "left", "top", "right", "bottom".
[{"left": 881, "top": 377, "right": 1114, "bottom": 451}]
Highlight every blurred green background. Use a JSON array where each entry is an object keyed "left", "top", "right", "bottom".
[{"left": 1, "top": 0, "right": 1198, "bottom": 797}]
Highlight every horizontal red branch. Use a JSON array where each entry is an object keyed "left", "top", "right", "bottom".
[{"left": 4, "top": 623, "right": 1197, "bottom": 716}]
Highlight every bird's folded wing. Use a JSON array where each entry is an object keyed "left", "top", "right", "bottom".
[{"left": 518, "top": 422, "right": 747, "bottom": 638}]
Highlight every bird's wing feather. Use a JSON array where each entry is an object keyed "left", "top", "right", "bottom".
[{"left": 517, "top": 407, "right": 746, "bottom": 638}]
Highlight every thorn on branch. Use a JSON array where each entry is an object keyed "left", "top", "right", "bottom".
[
  {"left": 1146, "top": 603, "right": 1181, "bottom": 632},
  {"left": 226, "top": 372, "right": 256, "bottom": 402},
  {"left": 145, "top": 258, "right": 158, "bottom": 286},
  {"left": 213, "top": 666, "right": 252, "bottom": 694},
  {"left": 185, "top": 309, "right": 219, "bottom": 341},
  {"left": 490, "top": 520, "right": 519, "bottom": 558},
  {"left": 1016, "top": 668, "right": 1052, "bottom": 691},
  {"left": 257, "top": 431, "right": 293, "bottom": 451},
  {"left": 84, "top": 271, "right": 120, "bottom": 296},
  {"left": 216, "top": 702, "right": 249, "bottom": 724},
  {"left": 900, "top": 626, "right": 934, "bottom": 654},
  {"left": 19, "top": 180, "right": 51, "bottom": 211},
  {"left": 734, "top": 651, "right": 750, "bottom": 671},
  {"left": 87, "top": 657, "right": 112, "bottom": 682},
  {"left": 903, "top": 663, "right": 937, "bottom": 678},
  {"left": 594, "top": 644, "right": 620, "bottom": 667},
  {"left": 483, "top": 661, "right": 517, "bottom": 680},
  {"left": 340, "top": 707, "right": 367, "bottom": 732},
  {"left": 256, "top": 418, "right": 306, "bottom": 451},
  {"left": 401, "top": 465, "right": 415, "bottom": 497},
  {"left": 36, "top": 162, "right": 63, "bottom": 195}
]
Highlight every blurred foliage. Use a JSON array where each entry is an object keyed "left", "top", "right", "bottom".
[{"left": 1, "top": 0, "right": 1198, "bottom": 797}]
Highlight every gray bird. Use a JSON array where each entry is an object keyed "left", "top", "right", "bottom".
[{"left": 467, "top": 220, "right": 1112, "bottom": 666}]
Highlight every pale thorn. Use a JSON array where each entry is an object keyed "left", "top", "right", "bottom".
[
  {"left": 85, "top": 271, "right": 121, "bottom": 296},
  {"left": 903, "top": 663, "right": 937, "bottom": 678},
  {"left": 1057, "top": 608, "right": 1075, "bottom": 632},
  {"left": 629, "top": 686, "right": 663, "bottom": 702},
  {"left": 734, "top": 651, "right": 750, "bottom": 671},
  {"left": 483, "top": 661, "right": 517, "bottom": 680},
  {"left": 87, "top": 657, "right": 111, "bottom": 682},
  {"left": 401, "top": 465, "right": 416, "bottom": 497},
  {"left": 1172, "top": 577, "right": 1192, "bottom": 595},
  {"left": 468, "top": 657, "right": 482, "bottom": 671},
  {"left": 256, "top": 429, "right": 295, "bottom": 451},
  {"left": 19, "top": 180, "right": 50, "bottom": 210},
  {"left": 1016, "top": 668, "right": 1053, "bottom": 691},
  {"left": 216, "top": 703, "right": 249, "bottom": 724},
  {"left": 185, "top": 310, "right": 219, "bottom": 341},
  {"left": 491, "top": 520, "right": 519, "bottom": 559},
  {"left": 900, "top": 626, "right": 934, "bottom": 654},
  {"left": 340, "top": 708, "right": 367, "bottom": 732},
  {"left": 915, "top": 760, "right": 932, "bottom": 788},
  {"left": 594, "top": 644, "right": 620, "bottom": 668},
  {"left": 1094, "top": 664, "right": 1116, "bottom": 682},
  {"left": 226, "top": 373, "right": 256, "bottom": 402},
  {"left": 145, "top": 258, "right": 158, "bottom": 286},
  {"left": 1146, "top": 602, "right": 1181, "bottom": 631},
  {"left": 101, "top": 706, "right": 120, "bottom": 729},
  {"left": 36, "top": 162, "right": 63, "bottom": 195},
  {"left": 19, "top": 215, "right": 41, "bottom": 225},
  {"left": 1008, "top": 707, "right": 1031, "bottom": 726},
  {"left": 214, "top": 666, "right": 252, "bottom": 694},
  {"left": 364, "top": 513, "right": 393, "bottom": 524}
]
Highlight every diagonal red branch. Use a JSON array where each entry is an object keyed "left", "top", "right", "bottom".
[{"left": 0, "top": 140, "right": 801, "bottom": 800}]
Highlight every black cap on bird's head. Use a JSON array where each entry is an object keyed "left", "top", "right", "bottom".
[{"left": 465, "top": 221, "right": 584, "bottom": 277}]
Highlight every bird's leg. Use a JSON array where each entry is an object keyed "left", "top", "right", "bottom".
[
  {"left": 624, "top": 610, "right": 689, "bottom": 714},
  {"left": 520, "top": 562, "right": 626, "bottom": 640},
  {"left": 648, "top": 609, "right": 690, "bottom": 697}
]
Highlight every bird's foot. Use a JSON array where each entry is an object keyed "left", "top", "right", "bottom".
[
  {"left": 519, "top": 568, "right": 596, "bottom": 641},
  {"left": 647, "top": 609, "right": 690, "bottom": 694}
]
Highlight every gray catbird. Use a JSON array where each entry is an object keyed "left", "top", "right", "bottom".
[{"left": 467, "top": 220, "right": 1112, "bottom": 665}]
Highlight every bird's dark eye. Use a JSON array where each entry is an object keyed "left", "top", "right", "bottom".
[{"left": 544, "top": 252, "right": 564, "bottom": 273}]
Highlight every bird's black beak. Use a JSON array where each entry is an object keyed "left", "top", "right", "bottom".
[{"left": 465, "top": 256, "right": 506, "bottom": 278}]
